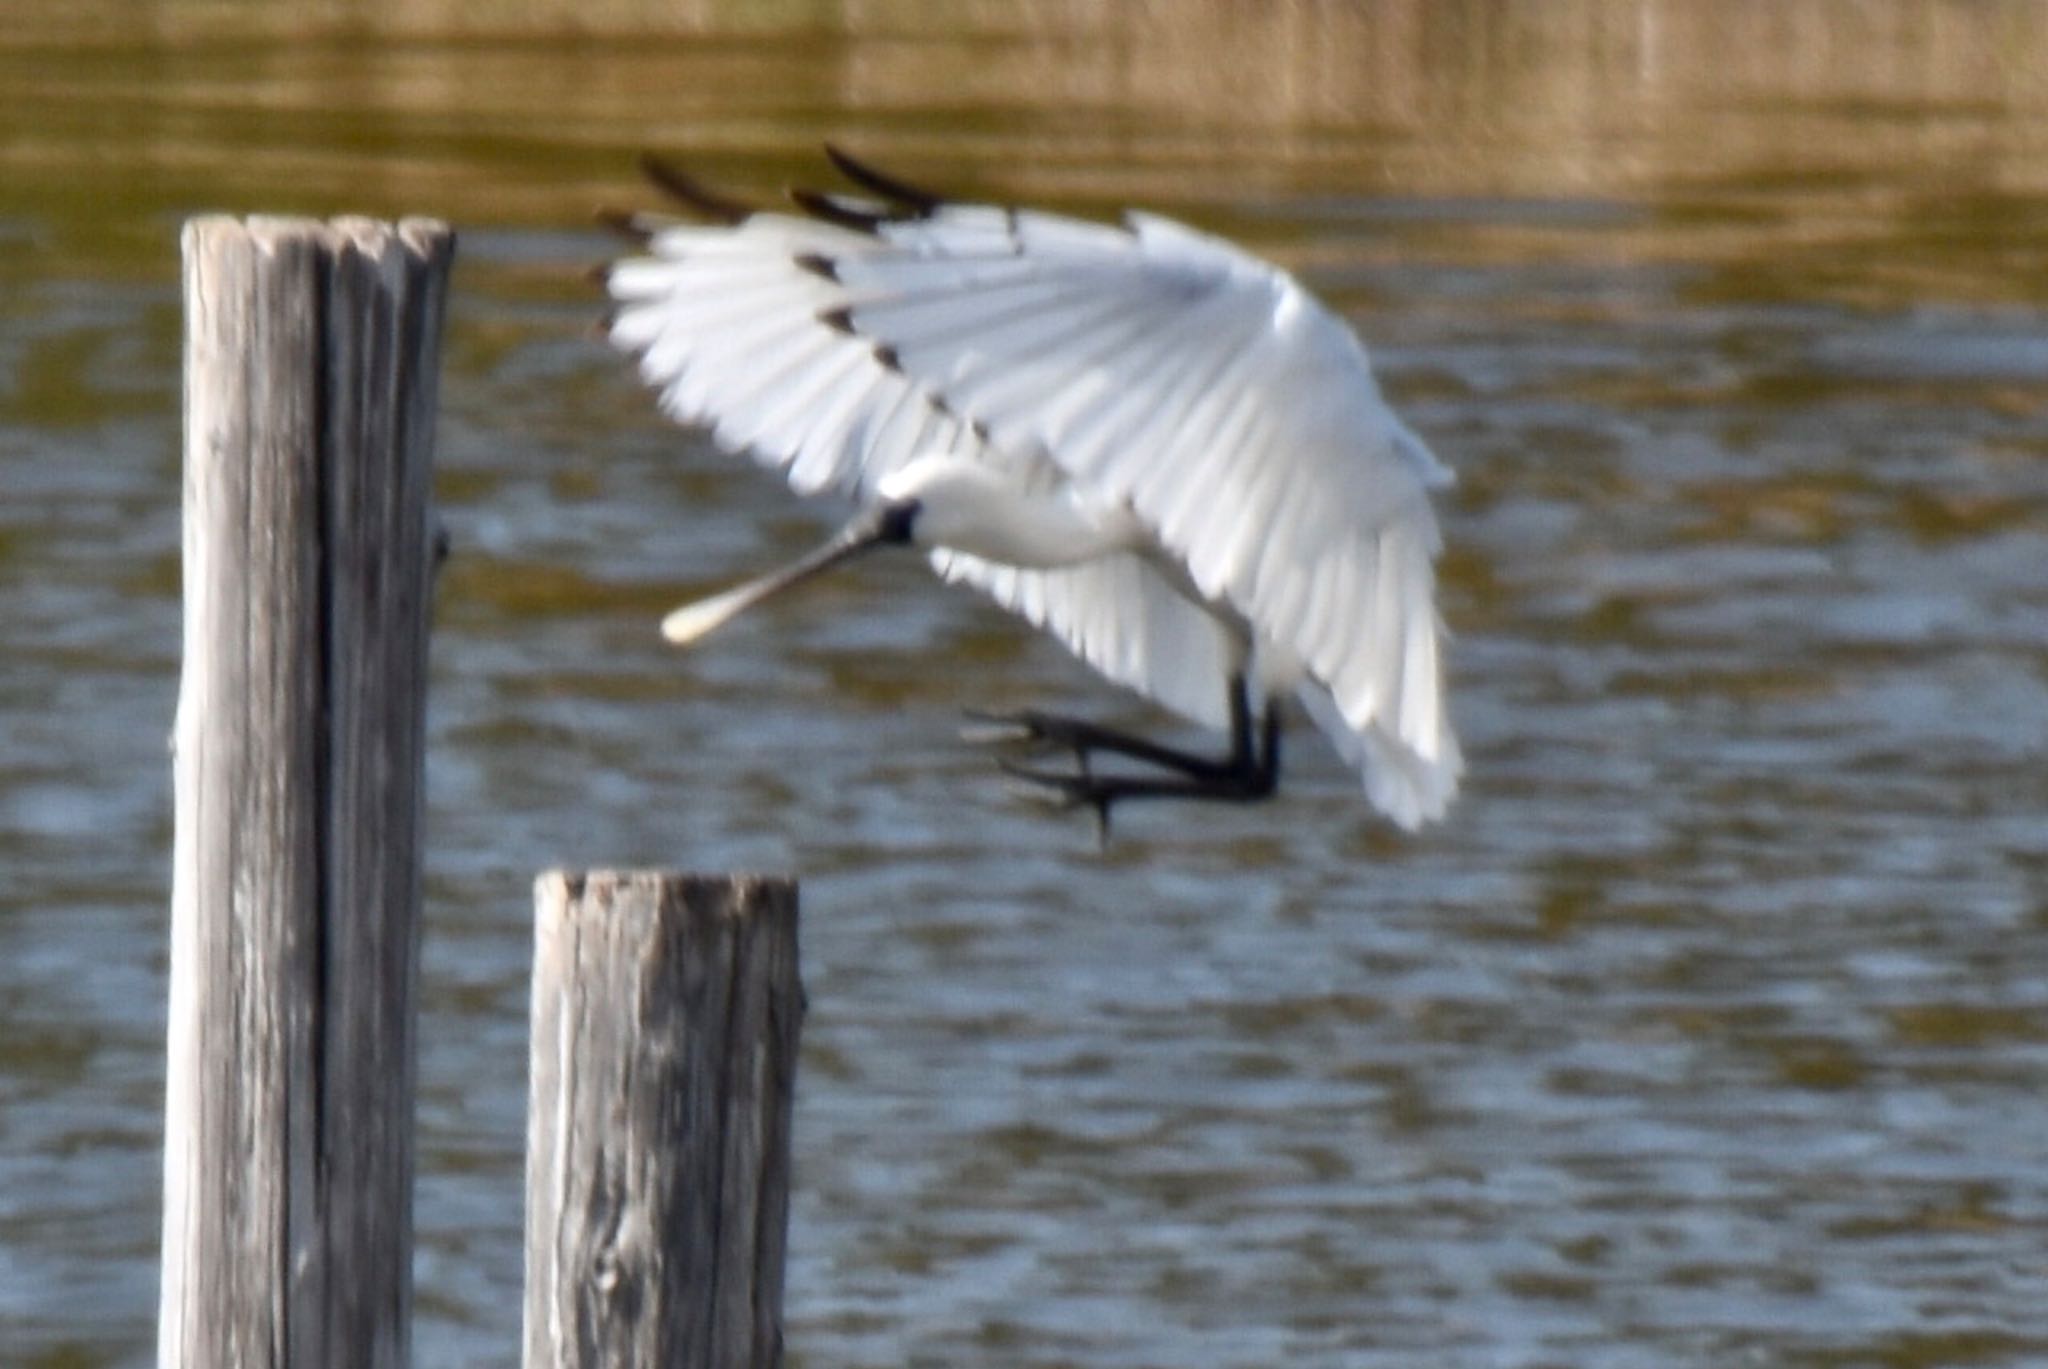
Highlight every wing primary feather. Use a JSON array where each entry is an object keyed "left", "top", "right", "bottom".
[
  {"left": 790, "top": 187, "right": 891, "bottom": 233},
  {"left": 624, "top": 273, "right": 836, "bottom": 371},
  {"left": 850, "top": 278, "right": 1123, "bottom": 365},
  {"left": 1056, "top": 298, "right": 1228, "bottom": 457},
  {"left": 1119, "top": 310, "right": 1260, "bottom": 512},
  {"left": 594, "top": 208, "right": 654, "bottom": 244},
  {"left": 793, "top": 252, "right": 840, "bottom": 282},
  {"left": 638, "top": 153, "right": 752, "bottom": 225},
  {"left": 709, "top": 338, "right": 853, "bottom": 454},
  {"left": 824, "top": 143, "right": 944, "bottom": 216},
  {"left": 773, "top": 346, "right": 882, "bottom": 469},
  {"left": 988, "top": 303, "right": 1199, "bottom": 453}
]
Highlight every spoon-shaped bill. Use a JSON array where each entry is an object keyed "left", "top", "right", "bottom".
[
  {"left": 661, "top": 506, "right": 897, "bottom": 647},
  {"left": 660, "top": 578, "right": 786, "bottom": 646}
]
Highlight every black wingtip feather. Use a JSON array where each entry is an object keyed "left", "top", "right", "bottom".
[
  {"left": 824, "top": 143, "right": 943, "bottom": 216},
  {"left": 638, "top": 152, "right": 752, "bottom": 224},
  {"left": 873, "top": 343, "right": 902, "bottom": 373},
  {"left": 790, "top": 186, "right": 889, "bottom": 234},
  {"left": 594, "top": 207, "right": 653, "bottom": 244},
  {"left": 819, "top": 306, "right": 856, "bottom": 334},
  {"left": 793, "top": 252, "right": 840, "bottom": 282}
]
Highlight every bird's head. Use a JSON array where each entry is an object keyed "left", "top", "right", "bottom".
[{"left": 872, "top": 454, "right": 1012, "bottom": 550}]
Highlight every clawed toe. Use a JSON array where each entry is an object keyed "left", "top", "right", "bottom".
[
  {"left": 997, "top": 756, "right": 1090, "bottom": 803},
  {"left": 959, "top": 711, "right": 1039, "bottom": 746},
  {"left": 961, "top": 707, "right": 1080, "bottom": 751},
  {"left": 964, "top": 692, "right": 1282, "bottom": 834},
  {"left": 998, "top": 757, "right": 1119, "bottom": 840},
  {"left": 954, "top": 704, "right": 1064, "bottom": 750}
]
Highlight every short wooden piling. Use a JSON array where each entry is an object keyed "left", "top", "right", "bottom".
[
  {"left": 525, "top": 872, "right": 803, "bottom": 1369},
  {"left": 161, "top": 216, "right": 452, "bottom": 1368}
]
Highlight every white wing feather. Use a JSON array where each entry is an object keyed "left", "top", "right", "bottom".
[
  {"left": 928, "top": 548, "right": 1234, "bottom": 730},
  {"left": 608, "top": 188, "right": 1460, "bottom": 825},
  {"left": 830, "top": 207, "right": 1461, "bottom": 824},
  {"left": 607, "top": 211, "right": 1236, "bottom": 729}
]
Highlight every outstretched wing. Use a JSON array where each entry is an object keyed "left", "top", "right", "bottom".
[
  {"left": 604, "top": 198, "right": 1237, "bottom": 730},
  {"left": 818, "top": 201, "right": 1461, "bottom": 826}
]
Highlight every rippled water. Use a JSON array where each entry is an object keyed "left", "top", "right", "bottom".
[{"left": 5, "top": 3, "right": 2048, "bottom": 1366}]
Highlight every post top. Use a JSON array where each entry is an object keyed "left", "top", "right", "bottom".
[
  {"left": 181, "top": 215, "right": 454, "bottom": 262},
  {"left": 535, "top": 869, "right": 798, "bottom": 897}
]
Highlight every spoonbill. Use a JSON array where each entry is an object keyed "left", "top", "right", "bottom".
[{"left": 600, "top": 148, "right": 1461, "bottom": 829}]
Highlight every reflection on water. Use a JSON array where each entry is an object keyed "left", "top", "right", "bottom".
[{"left": 5, "top": 3, "right": 2048, "bottom": 1366}]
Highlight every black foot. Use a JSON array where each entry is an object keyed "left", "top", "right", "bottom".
[
  {"left": 965, "top": 697, "right": 1280, "bottom": 839},
  {"left": 963, "top": 707, "right": 1252, "bottom": 782}
]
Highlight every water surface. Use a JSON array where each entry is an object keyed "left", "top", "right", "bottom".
[{"left": 4, "top": 3, "right": 2047, "bottom": 1366}]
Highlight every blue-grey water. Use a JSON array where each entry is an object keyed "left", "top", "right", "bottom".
[{"left": 5, "top": 3, "right": 2048, "bottom": 1366}]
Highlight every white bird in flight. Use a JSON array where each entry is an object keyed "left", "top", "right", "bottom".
[{"left": 600, "top": 148, "right": 1461, "bottom": 830}]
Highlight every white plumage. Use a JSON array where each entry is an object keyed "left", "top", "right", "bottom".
[{"left": 603, "top": 150, "right": 1462, "bottom": 829}]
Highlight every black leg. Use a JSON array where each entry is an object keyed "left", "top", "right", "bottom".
[{"left": 968, "top": 676, "right": 1281, "bottom": 831}]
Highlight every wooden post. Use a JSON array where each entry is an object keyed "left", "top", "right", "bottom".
[
  {"left": 162, "top": 216, "right": 453, "bottom": 1368},
  {"left": 525, "top": 872, "right": 803, "bottom": 1369}
]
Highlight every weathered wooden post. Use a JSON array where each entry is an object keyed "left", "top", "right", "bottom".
[
  {"left": 162, "top": 216, "right": 452, "bottom": 1368},
  {"left": 525, "top": 871, "right": 802, "bottom": 1369}
]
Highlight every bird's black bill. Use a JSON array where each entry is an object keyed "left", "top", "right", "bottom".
[{"left": 661, "top": 505, "right": 904, "bottom": 646}]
